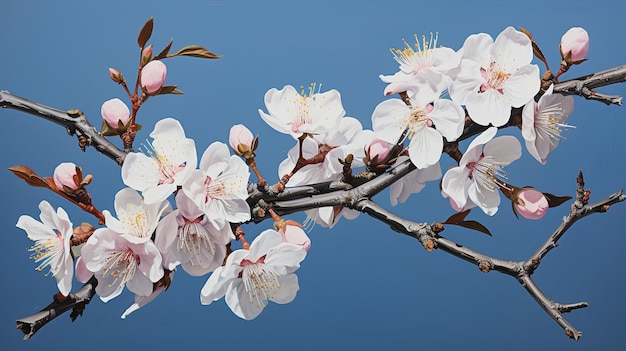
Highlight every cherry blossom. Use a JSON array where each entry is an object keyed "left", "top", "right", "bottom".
[
  {"left": 155, "top": 191, "right": 233, "bottom": 276},
  {"left": 449, "top": 27, "right": 540, "bottom": 127},
  {"left": 182, "top": 141, "right": 251, "bottom": 230},
  {"left": 380, "top": 32, "right": 459, "bottom": 96},
  {"left": 16, "top": 200, "right": 74, "bottom": 296},
  {"left": 122, "top": 118, "right": 197, "bottom": 205},
  {"left": 372, "top": 86, "right": 464, "bottom": 169},
  {"left": 441, "top": 127, "right": 522, "bottom": 215},
  {"left": 278, "top": 117, "right": 373, "bottom": 227},
  {"left": 258, "top": 83, "right": 345, "bottom": 139},
  {"left": 102, "top": 187, "right": 170, "bottom": 244},
  {"left": 200, "top": 229, "right": 307, "bottom": 320},
  {"left": 521, "top": 84, "right": 575, "bottom": 164},
  {"left": 80, "top": 228, "right": 163, "bottom": 302}
]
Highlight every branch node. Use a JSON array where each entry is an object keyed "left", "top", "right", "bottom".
[
  {"left": 478, "top": 260, "right": 493, "bottom": 273},
  {"left": 418, "top": 234, "right": 436, "bottom": 252}
]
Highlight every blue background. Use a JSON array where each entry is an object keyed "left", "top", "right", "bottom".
[{"left": 1, "top": 1, "right": 625, "bottom": 350}]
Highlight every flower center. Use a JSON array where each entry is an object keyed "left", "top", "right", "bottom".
[
  {"left": 402, "top": 104, "right": 434, "bottom": 141},
  {"left": 140, "top": 138, "right": 187, "bottom": 185},
  {"left": 118, "top": 204, "right": 152, "bottom": 239},
  {"left": 390, "top": 32, "right": 438, "bottom": 75},
  {"left": 534, "top": 101, "right": 576, "bottom": 145},
  {"left": 479, "top": 62, "right": 511, "bottom": 94},
  {"left": 287, "top": 82, "right": 325, "bottom": 133},
  {"left": 177, "top": 216, "right": 215, "bottom": 266},
  {"left": 29, "top": 232, "right": 64, "bottom": 276},
  {"left": 240, "top": 256, "right": 281, "bottom": 309},
  {"left": 467, "top": 154, "right": 510, "bottom": 191},
  {"left": 101, "top": 249, "right": 139, "bottom": 289}
]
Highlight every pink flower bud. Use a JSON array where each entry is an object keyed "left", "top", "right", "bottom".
[
  {"left": 367, "top": 138, "right": 391, "bottom": 162},
  {"left": 53, "top": 162, "right": 79, "bottom": 190},
  {"left": 108, "top": 68, "right": 124, "bottom": 83},
  {"left": 142, "top": 45, "right": 153, "bottom": 64},
  {"left": 101, "top": 98, "right": 131, "bottom": 128},
  {"left": 515, "top": 188, "right": 549, "bottom": 220},
  {"left": 560, "top": 27, "right": 589, "bottom": 62},
  {"left": 141, "top": 60, "right": 167, "bottom": 94},
  {"left": 279, "top": 224, "right": 311, "bottom": 252},
  {"left": 229, "top": 124, "right": 255, "bottom": 156}
]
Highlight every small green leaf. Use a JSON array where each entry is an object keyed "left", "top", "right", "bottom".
[
  {"left": 137, "top": 17, "right": 154, "bottom": 48},
  {"left": 8, "top": 165, "right": 51, "bottom": 189},
  {"left": 154, "top": 38, "right": 174, "bottom": 60},
  {"left": 100, "top": 120, "right": 119, "bottom": 136},
  {"left": 156, "top": 85, "right": 184, "bottom": 95},
  {"left": 166, "top": 45, "right": 221, "bottom": 59},
  {"left": 544, "top": 193, "right": 573, "bottom": 208}
]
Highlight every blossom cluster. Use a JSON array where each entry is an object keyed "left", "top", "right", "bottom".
[{"left": 16, "top": 25, "right": 588, "bottom": 322}]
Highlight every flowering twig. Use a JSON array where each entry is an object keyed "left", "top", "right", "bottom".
[
  {"left": 15, "top": 276, "right": 98, "bottom": 341},
  {"left": 0, "top": 90, "right": 128, "bottom": 164}
]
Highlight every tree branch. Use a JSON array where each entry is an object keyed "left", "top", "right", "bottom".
[
  {"left": 553, "top": 65, "right": 626, "bottom": 105},
  {"left": 16, "top": 276, "right": 98, "bottom": 340},
  {"left": 0, "top": 90, "right": 127, "bottom": 164}
]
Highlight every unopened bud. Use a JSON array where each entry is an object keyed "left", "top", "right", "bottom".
[
  {"left": 229, "top": 124, "right": 255, "bottom": 157},
  {"left": 514, "top": 188, "right": 548, "bottom": 220},
  {"left": 101, "top": 98, "right": 131, "bottom": 128},
  {"left": 53, "top": 162, "right": 80, "bottom": 191},
  {"left": 141, "top": 45, "right": 153, "bottom": 66},
  {"left": 140, "top": 60, "right": 167, "bottom": 94},
  {"left": 560, "top": 27, "right": 589, "bottom": 64},
  {"left": 108, "top": 68, "right": 125, "bottom": 84}
]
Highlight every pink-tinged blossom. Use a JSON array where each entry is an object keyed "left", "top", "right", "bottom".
[
  {"left": 53, "top": 162, "right": 79, "bottom": 191},
  {"left": 80, "top": 228, "right": 163, "bottom": 302},
  {"left": 278, "top": 223, "right": 311, "bottom": 252},
  {"left": 102, "top": 187, "right": 171, "bottom": 244},
  {"left": 16, "top": 200, "right": 74, "bottom": 296},
  {"left": 258, "top": 84, "right": 345, "bottom": 139},
  {"left": 101, "top": 98, "right": 131, "bottom": 128},
  {"left": 441, "top": 127, "right": 522, "bottom": 216},
  {"left": 278, "top": 117, "right": 373, "bottom": 228},
  {"left": 141, "top": 60, "right": 167, "bottom": 94},
  {"left": 182, "top": 142, "right": 251, "bottom": 230},
  {"left": 380, "top": 32, "right": 460, "bottom": 96},
  {"left": 279, "top": 117, "right": 373, "bottom": 184},
  {"left": 522, "top": 84, "right": 575, "bottom": 164},
  {"left": 560, "top": 27, "right": 589, "bottom": 63},
  {"left": 514, "top": 188, "right": 549, "bottom": 220},
  {"left": 372, "top": 86, "right": 464, "bottom": 169},
  {"left": 200, "top": 229, "right": 307, "bottom": 320},
  {"left": 449, "top": 27, "right": 540, "bottom": 127},
  {"left": 155, "top": 191, "right": 233, "bottom": 276},
  {"left": 122, "top": 118, "right": 197, "bottom": 205},
  {"left": 229, "top": 124, "right": 255, "bottom": 156}
]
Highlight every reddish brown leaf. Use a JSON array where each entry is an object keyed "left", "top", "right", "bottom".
[
  {"left": 453, "top": 220, "right": 492, "bottom": 236},
  {"left": 137, "top": 17, "right": 154, "bottom": 48},
  {"left": 8, "top": 165, "right": 51, "bottom": 188},
  {"left": 544, "top": 193, "right": 573, "bottom": 208},
  {"left": 166, "top": 45, "right": 221, "bottom": 59},
  {"left": 443, "top": 209, "right": 471, "bottom": 224},
  {"left": 154, "top": 38, "right": 174, "bottom": 60}
]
